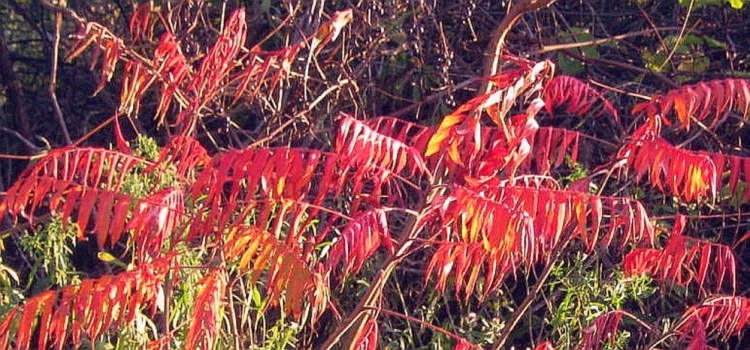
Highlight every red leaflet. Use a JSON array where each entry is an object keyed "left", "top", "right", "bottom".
[
  {"left": 534, "top": 341, "right": 556, "bottom": 350},
  {"left": 352, "top": 319, "right": 379, "bottom": 350},
  {"left": 486, "top": 186, "right": 654, "bottom": 253},
  {"left": 542, "top": 75, "right": 618, "bottom": 122},
  {"left": 483, "top": 61, "right": 553, "bottom": 126},
  {"left": 327, "top": 209, "right": 392, "bottom": 280},
  {"left": 632, "top": 78, "right": 750, "bottom": 131},
  {"left": 0, "top": 309, "right": 16, "bottom": 349},
  {"left": 618, "top": 132, "right": 718, "bottom": 203},
  {"left": 113, "top": 116, "right": 131, "bottom": 154},
  {"left": 365, "top": 116, "right": 435, "bottom": 151},
  {"left": 336, "top": 114, "right": 429, "bottom": 199},
  {"left": 188, "top": 9, "right": 246, "bottom": 101},
  {"left": 16, "top": 291, "right": 56, "bottom": 350},
  {"left": 623, "top": 228, "right": 737, "bottom": 296},
  {"left": 0, "top": 256, "right": 176, "bottom": 349},
  {"left": 119, "top": 61, "right": 155, "bottom": 116},
  {"left": 68, "top": 23, "right": 126, "bottom": 93},
  {"left": 700, "top": 152, "right": 750, "bottom": 204},
  {"left": 678, "top": 296, "right": 750, "bottom": 345},
  {"left": 522, "top": 126, "right": 581, "bottom": 174},
  {"left": 310, "top": 9, "right": 353, "bottom": 52},
  {"left": 147, "top": 135, "right": 209, "bottom": 179},
  {"left": 684, "top": 322, "right": 711, "bottom": 350},
  {"left": 580, "top": 310, "right": 624, "bottom": 350},
  {"left": 231, "top": 10, "right": 351, "bottom": 104},
  {"left": 146, "top": 336, "right": 172, "bottom": 350},
  {"left": 426, "top": 183, "right": 653, "bottom": 300},
  {"left": 129, "top": 2, "right": 152, "bottom": 42},
  {"left": 184, "top": 270, "right": 227, "bottom": 350},
  {"left": 426, "top": 241, "right": 510, "bottom": 300},
  {"left": 189, "top": 147, "right": 341, "bottom": 240},
  {"left": 426, "top": 60, "right": 553, "bottom": 165},
  {"left": 152, "top": 33, "right": 191, "bottom": 124},
  {"left": 127, "top": 187, "right": 186, "bottom": 261},
  {"left": 454, "top": 338, "right": 479, "bottom": 350},
  {"left": 622, "top": 248, "right": 662, "bottom": 276},
  {"left": 426, "top": 109, "right": 468, "bottom": 160},
  {"left": 0, "top": 147, "right": 150, "bottom": 234},
  {"left": 425, "top": 185, "right": 534, "bottom": 299}
]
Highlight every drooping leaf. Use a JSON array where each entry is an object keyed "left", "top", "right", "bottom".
[
  {"left": 336, "top": 114, "right": 429, "bottom": 188},
  {"left": 327, "top": 209, "right": 393, "bottom": 280},
  {"left": 147, "top": 135, "right": 209, "bottom": 179},
  {"left": 522, "top": 126, "right": 582, "bottom": 175},
  {"left": 632, "top": 78, "right": 750, "bottom": 131},
  {"left": 624, "top": 220, "right": 737, "bottom": 296},
  {"left": 542, "top": 75, "right": 618, "bottom": 122},
  {"left": 700, "top": 151, "right": 750, "bottom": 204},
  {"left": 128, "top": 2, "right": 152, "bottom": 42},
  {"left": 618, "top": 128, "right": 718, "bottom": 203},
  {"left": 0, "top": 147, "right": 150, "bottom": 241},
  {"left": 151, "top": 33, "right": 192, "bottom": 124},
  {"left": 184, "top": 269, "right": 227, "bottom": 350},
  {"left": 424, "top": 185, "right": 534, "bottom": 298},
  {"left": 580, "top": 310, "right": 624, "bottom": 350},
  {"left": 485, "top": 185, "right": 654, "bottom": 253},
  {"left": 678, "top": 296, "right": 750, "bottom": 344},
  {"left": 68, "top": 22, "right": 127, "bottom": 93},
  {"left": 426, "top": 60, "right": 553, "bottom": 166},
  {"left": 224, "top": 225, "right": 315, "bottom": 319},
  {"left": 127, "top": 187, "right": 186, "bottom": 261},
  {"left": 365, "top": 116, "right": 435, "bottom": 153},
  {"left": 425, "top": 183, "right": 653, "bottom": 299},
  {"left": 0, "top": 256, "right": 176, "bottom": 350},
  {"left": 189, "top": 147, "right": 342, "bottom": 241},
  {"left": 351, "top": 318, "right": 379, "bottom": 350}
]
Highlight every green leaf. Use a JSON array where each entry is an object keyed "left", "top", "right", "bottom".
[
  {"left": 556, "top": 27, "right": 601, "bottom": 75},
  {"left": 728, "top": 0, "right": 745, "bottom": 8},
  {"left": 679, "top": 0, "right": 745, "bottom": 9},
  {"left": 98, "top": 252, "right": 129, "bottom": 268}
]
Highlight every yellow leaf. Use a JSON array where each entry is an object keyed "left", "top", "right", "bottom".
[{"left": 426, "top": 113, "right": 463, "bottom": 156}]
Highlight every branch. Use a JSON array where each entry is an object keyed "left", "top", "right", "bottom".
[
  {"left": 45, "top": 1, "right": 73, "bottom": 145},
  {"left": 480, "top": 0, "right": 559, "bottom": 95}
]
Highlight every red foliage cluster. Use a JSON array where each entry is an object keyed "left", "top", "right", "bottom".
[
  {"left": 1, "top": 3, "right": 749, "bottom": 350},
  {"left": 0, "top": 256, "right": 176, "bottom": 349}
]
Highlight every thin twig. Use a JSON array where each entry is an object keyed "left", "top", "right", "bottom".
[
  {"left": 561, "top": 49, "right": 680, "bottom": 89},
  {"left": 657, "top": 0, "right": 694, "bottom": 72},
  {"left": 47, "top": 2, "right": 72, "bottom": 145},
  {"left": 528, "top": 27, "right": 682, "bottom": 55},
  {"left": 635, "top": 3, "right": 673, "bottom": 71},
  {"left": 0, "top": 127, "right": 43, "bottom": 153},
  {"left": 249, "top": 81, "right": 345, "bottom": 148},
  {"left": 390, "top": 77, "right": 481, "bottom": 117},
  {"left": 367, "top": 307, "right": 473, "bottom": 344}
]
